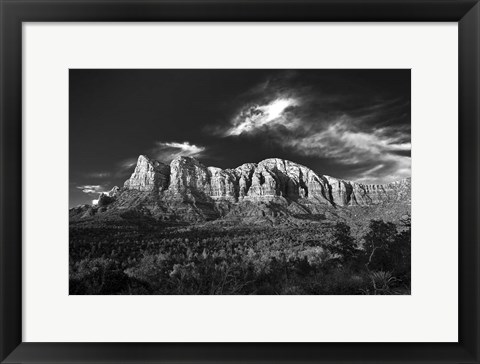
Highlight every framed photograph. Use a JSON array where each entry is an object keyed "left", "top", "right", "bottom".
[{"left": 1, "top": 0, "right": 479, "bottom": 363}]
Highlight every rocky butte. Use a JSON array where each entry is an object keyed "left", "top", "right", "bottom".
[{"left": 70, "top": 155, "right": 411, "bottom": 222}]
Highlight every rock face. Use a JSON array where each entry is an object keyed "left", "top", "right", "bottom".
[
  {"left": 243, "top": 159, "right": 330, "bottom": 203},
  {"left": 208, "top": 167, "right": 237, "bottom": 201},
  {"left": 167, "top": 156, "right": 212, "bottom": 197},
  {"left": 351, "top": 179, "right": 411, "bottom": 205},
  {"left": 75, "top": 155, "right": 410, "bottom": 222},
  {"left": 124, "top": 155, "right": 170, "bottom": 192},
  {"left": 92, "top": 186, "right": 120, "bottom": 206}
]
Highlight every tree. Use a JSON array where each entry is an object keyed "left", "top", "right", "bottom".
[
  {"left": 390, "top": 215, "right": 411, "bottom": 280},
  {"left": 326, "top": 222, "right": 359, "bottom": 264},
  {"left": 363, "top": 220, "right": 398, "bottom": 272}
]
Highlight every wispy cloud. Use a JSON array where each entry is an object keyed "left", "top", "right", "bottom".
[
  {"left": 275, "top": 117, "right": 411, "bottom": 183},
  {"left": 76, "top": 185, "right": 106, "bottom": 194},
  {"left": 215, "top": 72, "right": 411, "bottom": 184},
  {"left": 113, "top": 141, "right": 207, "bottom": 179},
  {"left": 284, "top": 118, "right": 410, "bottom": 162},
  {"left": 118, "top": 158, "right": 137, "bottom": 170},
  {"left": 152, "top": 141, "right": 206, "bottom": 162},
  {"left": 224, "top": 98, "right": 299, "bottom": 136},
  {"left": 108, "top": 158, "right": 139, "bottom": 178}
]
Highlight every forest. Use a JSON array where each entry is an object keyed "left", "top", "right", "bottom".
[{"left": 69, "top": 216, "right": 411, "bottom": 295}]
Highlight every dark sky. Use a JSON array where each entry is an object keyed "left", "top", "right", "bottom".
[{"left": 70, "top": 69, "right": 411, "bottom": 207}]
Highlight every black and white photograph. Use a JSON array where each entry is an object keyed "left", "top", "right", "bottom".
[{"left": 69, "top": 69, "right": 411, "bottom": 295}]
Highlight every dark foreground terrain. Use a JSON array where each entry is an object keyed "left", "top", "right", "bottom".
[{"left": 69, "top": 216, "right": 411, "bottom": 295}]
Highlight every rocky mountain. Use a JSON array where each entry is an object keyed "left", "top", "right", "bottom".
[
  {"left": 70, "top": 155, "right": 410, "bottom": 223},
  {"left": 123, "top": 155, "right": 170, "bottom": 192},
  {"left": 92, "top": 186, "right": 120, "bottom": 207}
]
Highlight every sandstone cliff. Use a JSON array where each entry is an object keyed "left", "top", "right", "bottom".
[
  {"left": 123, "top": 155, "right": 170, "bottom": 192},
  {"left": 73, "top": 155, "right": 410, "bottom": 222},
  {"left": 121, "top": 155, "right": 410, "bottom": 207}
]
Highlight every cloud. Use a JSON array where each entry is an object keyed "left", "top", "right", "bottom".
[
  {"left": 285, "top": 119, "right": 410, "bottom": 161},
  {"left": 216, "top": 72, "right": 410, "bottom": 184},
  {"left": 76, "top": 185, "right": 106, "bottom": 194},
  {"left": 152, "top": 141, "right": 206, "bottom": 162},
  {"left": 224, "top": 98, "right": 299, "bottom": 136},
  {"left": 76, "top": 141, "right": 208, "bottom": 190},
  {"left": 112, "top": 141, "right": 207, "bottom": 179},
  {"left": 277, "top": 118, "right": 411, "bottom": 182},
  {"left": 119, "top": 158, "right": 137, "bottom": 169},
  {"left": 116, "top": 158, "right": 138, "bottom": 175}
]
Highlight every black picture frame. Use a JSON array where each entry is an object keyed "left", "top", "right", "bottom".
[{"left": 1, "top": 0, "right": 479, "bottom": 363}]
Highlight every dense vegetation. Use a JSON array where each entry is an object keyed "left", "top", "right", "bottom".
[{"left": 69, "top": 217, "right": 411, "bottom": 295}]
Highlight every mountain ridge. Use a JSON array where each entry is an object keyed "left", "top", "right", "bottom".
[{"left": 70, "top": 155, "right": 410, "bottom": 223}]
